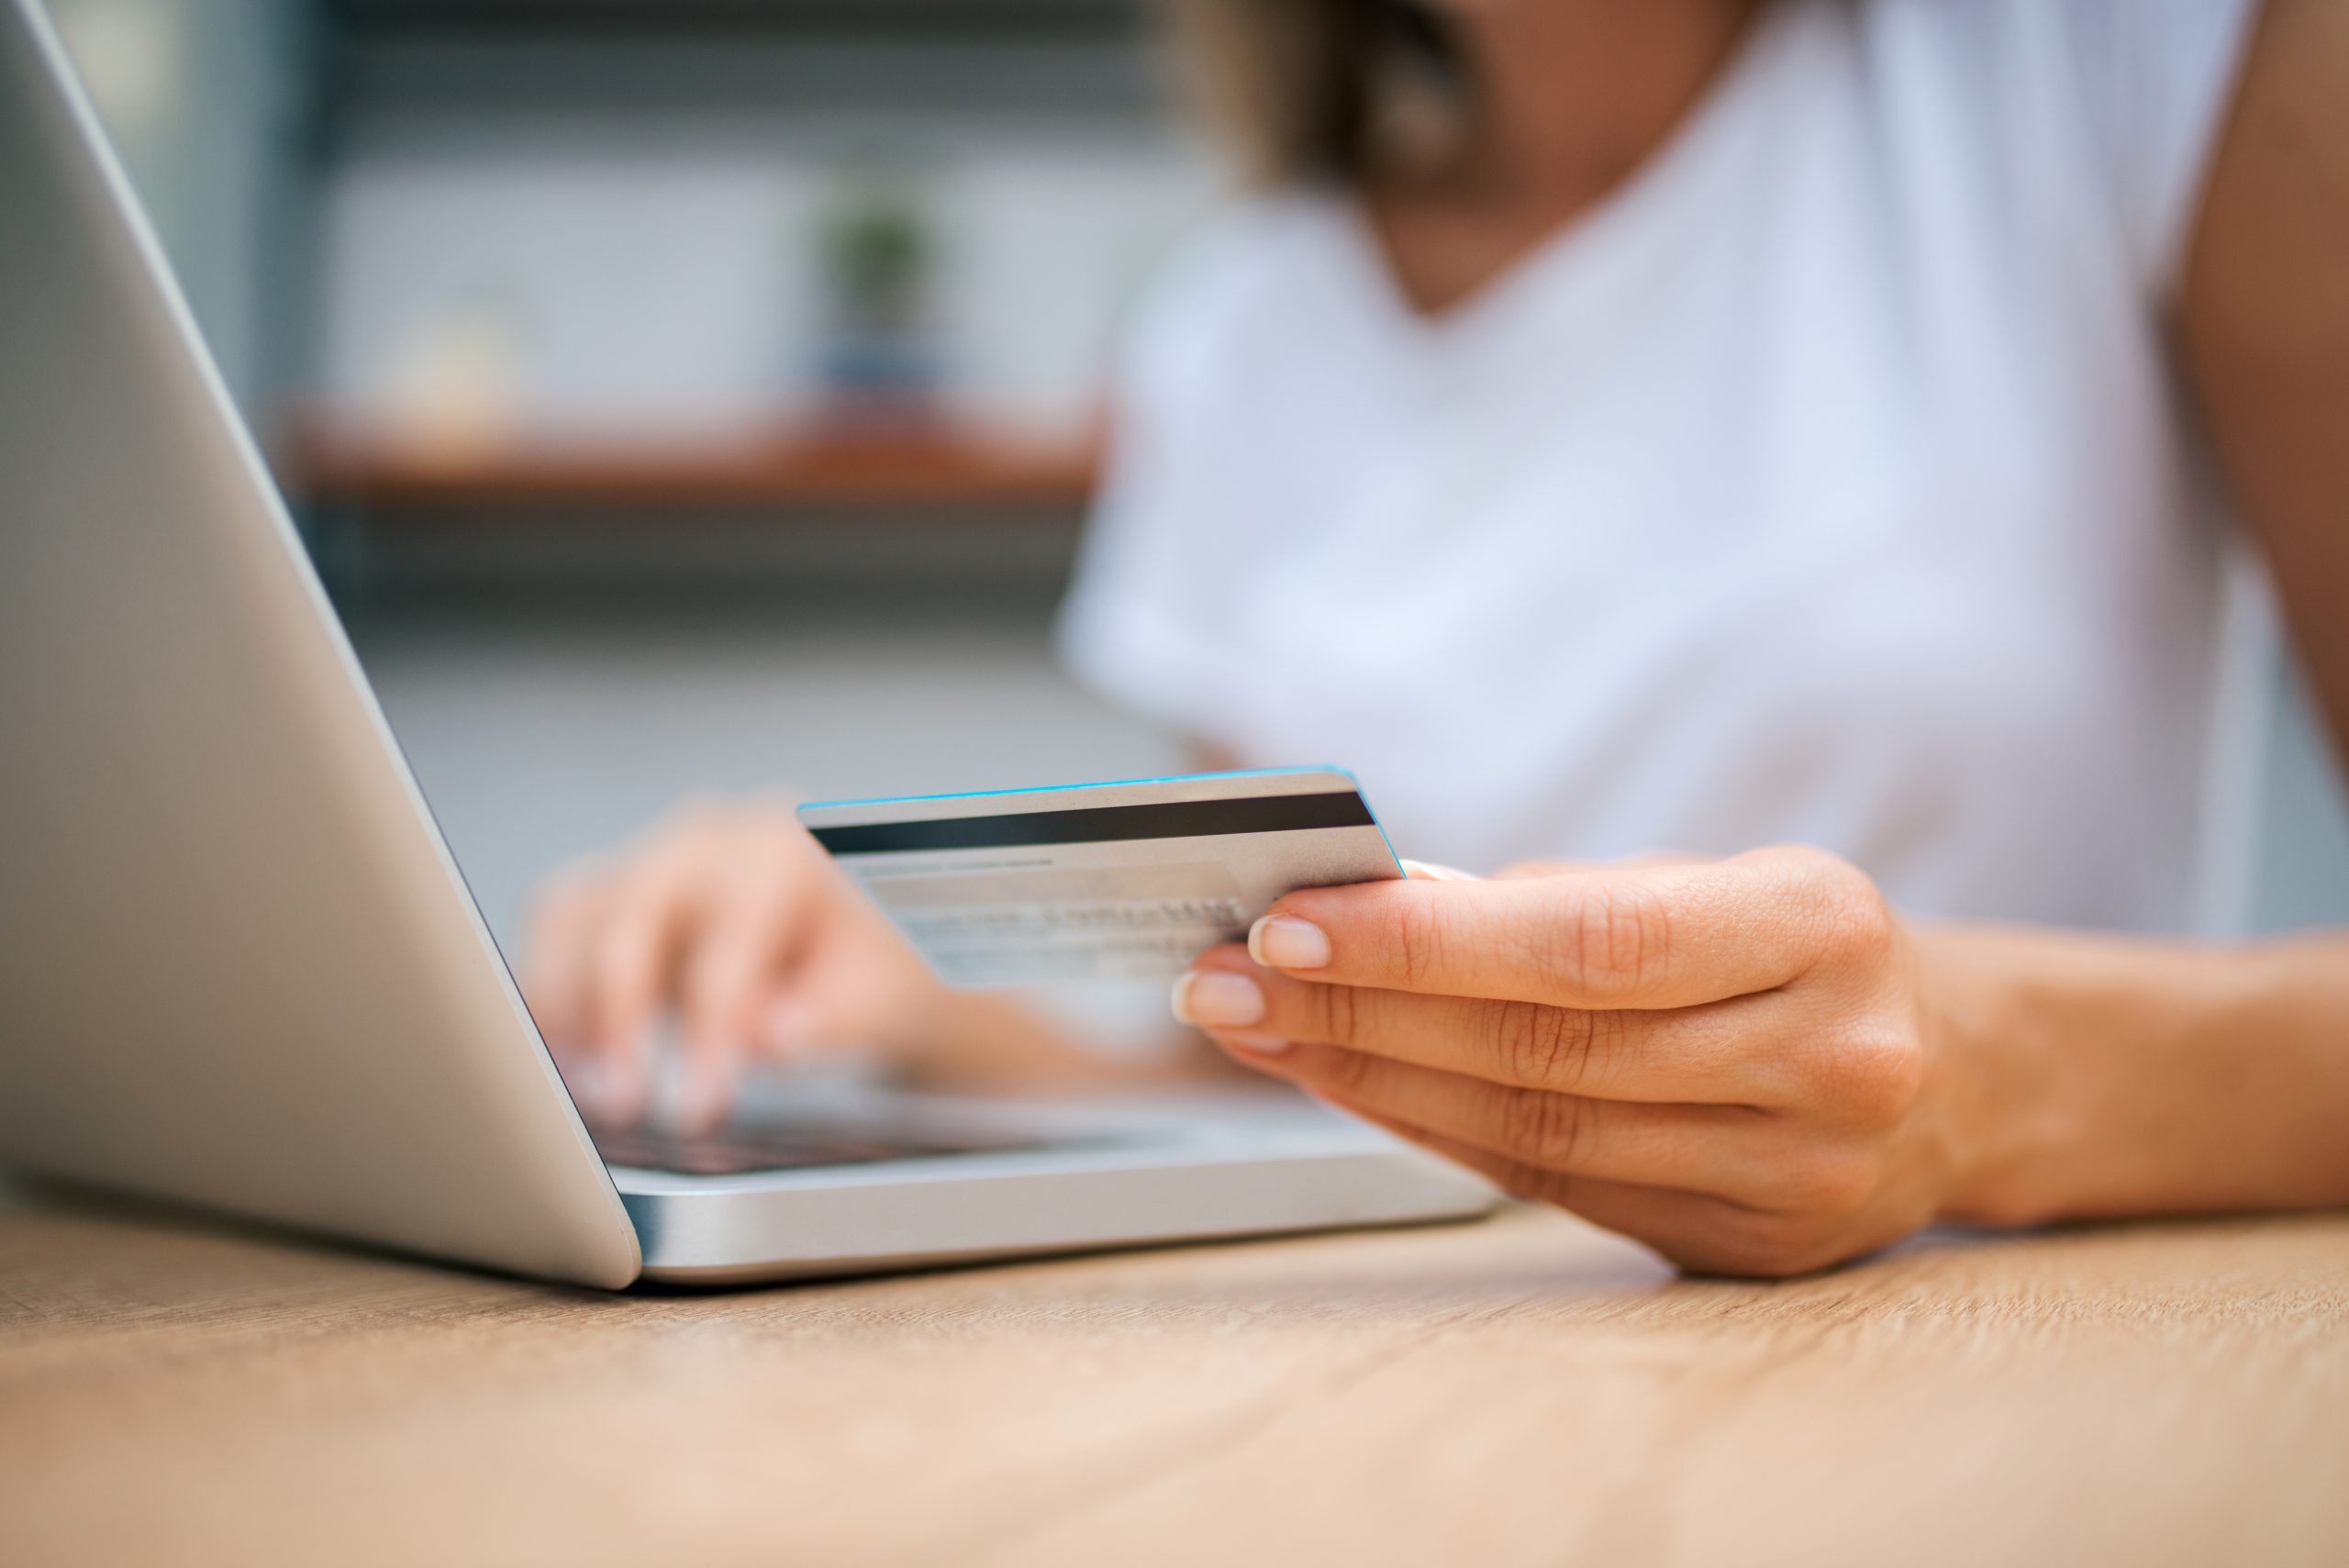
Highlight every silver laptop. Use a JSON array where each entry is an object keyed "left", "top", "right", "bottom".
[{"left": 0, "top": 0, "right": 1491, "bottom": 1287}]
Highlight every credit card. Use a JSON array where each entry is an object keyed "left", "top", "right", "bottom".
[{"left": 798, "top": 767, "right": 1401, "bottom": 986}]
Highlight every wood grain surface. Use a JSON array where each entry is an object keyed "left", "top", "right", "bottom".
[{"left": 2, "top": 1184, "right": 2343, "bottom": 1568}]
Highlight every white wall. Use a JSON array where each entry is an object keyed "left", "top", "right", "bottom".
[{"left": 315, "top": 129, "right": 1216, "bottom": 438}]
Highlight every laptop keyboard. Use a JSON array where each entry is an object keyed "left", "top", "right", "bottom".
[{"left": 591, "top": 1120, "right": 1060, "bottom": 1177}]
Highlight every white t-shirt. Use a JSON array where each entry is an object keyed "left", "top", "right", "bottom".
[{"left": 1058, "top": 0, "right": 2259, "bottom": 932}]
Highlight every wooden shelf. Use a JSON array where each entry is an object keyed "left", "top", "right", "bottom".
[
  {"left": 328, "top": 0, "right": 1143, "bottom": 32},
  {"left": 281, "top": 415, "right": 1102, "bottom": 512}
]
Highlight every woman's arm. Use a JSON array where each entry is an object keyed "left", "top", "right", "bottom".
[
  {"left": 1919, "top": 925, "right": 2349, "bottom": 1225},
  {"left": 524, "top": 746, "right": 1258, "bottom": 1127},
  {"left": 1158, "top": 17, "right": 2349, "bottom": 1273},
  {"left": 2181, "top": 0, "right": 2349, "bottom": 761},
  {"left": 1170, "top": 853, "right": 2349, "bottom": 1277}
]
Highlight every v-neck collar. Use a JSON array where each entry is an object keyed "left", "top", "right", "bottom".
[{"left": 1311, "top": 0, "right": 1809, "bottom": 360}]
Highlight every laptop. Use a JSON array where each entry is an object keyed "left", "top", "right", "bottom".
[{"left": 0, "top": 0, "right": 1492, "bottom": 1286}]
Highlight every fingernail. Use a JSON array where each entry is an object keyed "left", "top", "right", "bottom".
[
  {"left": 1216, "top": 1030, "right": 1293, "bottom": 1057},
  {"left": 1172, "top": 969, "right": 1266, "bottom": 1028},
  {"left": 1249, "top": 915, "right": 1330, "bottom": 970}
]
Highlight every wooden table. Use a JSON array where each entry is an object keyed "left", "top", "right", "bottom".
[{"left": 4, "top": 1182, "right": 2344, "bottom": 1568}]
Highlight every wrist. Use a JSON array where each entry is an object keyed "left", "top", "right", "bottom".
[
  {"left": 1916, "top": 925, "right": 2349, "bottom": 1227},
  {"left": 1915, "top": 924, "right": 2098, "bottom": 1227}
]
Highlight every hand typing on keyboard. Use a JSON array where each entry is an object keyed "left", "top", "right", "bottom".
[
  {"left": 521, "top": 798, "right": 1236, "bottom": 1138},
  {"left": 522, "top": 798, "right": 959, "bottom": 1135}
]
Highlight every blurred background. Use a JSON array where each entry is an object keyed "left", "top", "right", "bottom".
[
  {"left": 36, "top": 0, "right": 2349, "bottom": 954},
  {"left": 42, "top": 0, "right": 1202, "bottom": 951}
]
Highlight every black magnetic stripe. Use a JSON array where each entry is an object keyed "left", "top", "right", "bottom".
[{"left": 808, "top": 790, "right": 1375, "bottom": 855}]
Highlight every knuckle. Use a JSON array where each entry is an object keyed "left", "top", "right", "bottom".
[
  {"left": 1836, "top": 894, "right": 1898, "bottom": 971},
  {"left": 615, "top": 849, "right": 684, "bottom": 904},
  {"left": 596, "top": 914, "right": 665, "bottom": 991},
  {"left": 1308, "top": 981, "right": 1365, "bottom": 1047},
  {"left": 1489, "top": 1000, "right": 1600, "bottom": 1091},
  {"left": 1772, "top": 1149, "right": 1882, "bottom": 1218},
  {"left": 1856, "top": 1026, "right": 1926, "bottom": 1119},
  {"left": 1773, "top": 841, "right": 1861, "bottom": 887},
  {"left": 1553, "top": 880, "right": 1673, "bottom": 998},
  {"left": 1805, "top": 1023, "right": 1924, "bottom": 1126},
  {"left": 1499, "top": 1088, "right": 1588, "bottom": 1171},
  {"left": 1381, "top": 895, "right": 1451, "bottom": 988},
  {"left": 1784, "top": 846, "right": 1896, "bottom": 961},
  {"left": 651, "top": 795, "right": 746, "bottom": 862}
]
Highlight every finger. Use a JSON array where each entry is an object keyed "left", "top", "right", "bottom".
[
  {"left": 1227, "top": 1040, "right": 1781, "bottom": 1201},
  {"left": 586, "top": 861, "right": 708, "bottom": 1125},
  {"left": 674, "top": 829, "right": 864, "bottom": 1126},
  {"left": 1358, "top": 1112, "right": 1799, "bottom": 1275},
  {"left": 520, "top": 865, "right": 606, "bottom": 1056},
  {"left": 674, "top": 898, "right": 789, "bottom": 1134},
  {"left": 1400, "top": 858, "right": 1480, "bottom": 883},
  {"left": 1252, "top": 845, "right": 1868, "bottom": 1008},
  {"left": 1489, "top": 861, "right": 1575, "bottom": 881},
  {"left": 1490, "top": 852, "right": 1706, "bottom": 880},
  {"left": 1179, "top": 948, "right": 1793, "bottom": 1105}
]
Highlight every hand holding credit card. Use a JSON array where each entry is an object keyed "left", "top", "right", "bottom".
[{"left": 798, "top": 768, "right": 1402, "bottom": 986}]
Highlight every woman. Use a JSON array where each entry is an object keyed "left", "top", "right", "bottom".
[{"left": 524, "top": 0, "right": 2349, "bottom": 1275}]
